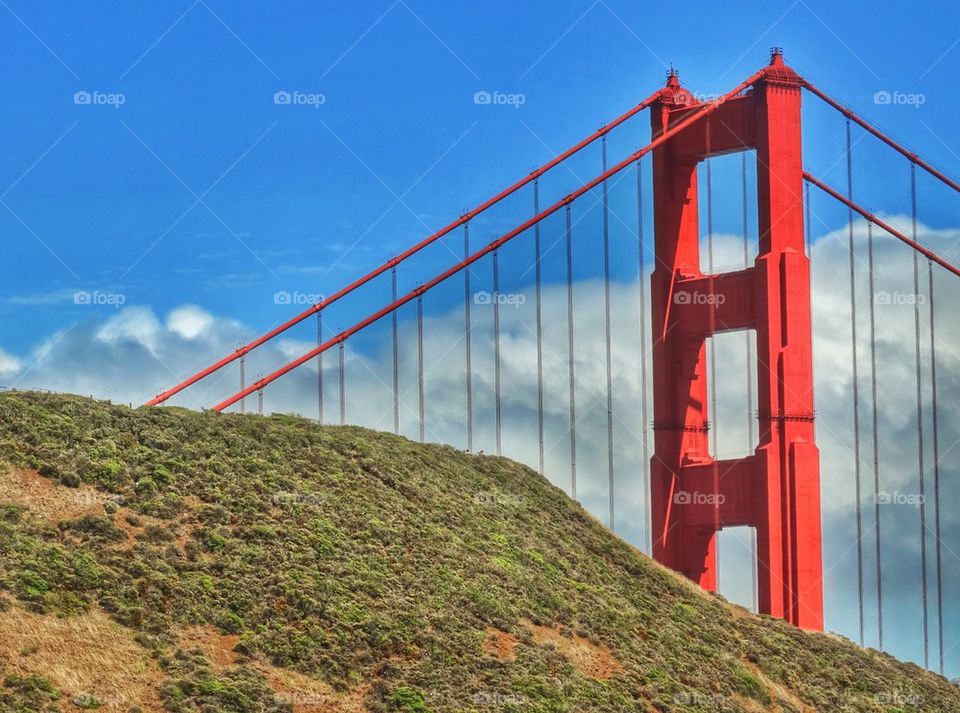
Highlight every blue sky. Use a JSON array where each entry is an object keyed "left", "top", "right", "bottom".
[
  {"left": 2, "top": 0, "right": 959, "bottom": 685},
  {"left": 3, "top": 0, "right": 960, "bottom": 352}
]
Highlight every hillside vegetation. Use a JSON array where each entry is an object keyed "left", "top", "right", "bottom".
[{"left": 0, "top": 391, "right": 956, "bottom": 712}]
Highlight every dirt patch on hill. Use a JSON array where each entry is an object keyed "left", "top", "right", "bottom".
[
  {"left": 177, "top": 625, "right": 370, "bottom": 712},
  {"left": 0, "top": 469, "right": 106, "bottom": 523},
  {"left": 483, "top": 627, "right": 519, "bottom": 662},
  {"left": 522, "top": 620, "right": 623, "bottom": 680},
  {"left": 0, "top": 607, "right": 164, "bottom": 711}
]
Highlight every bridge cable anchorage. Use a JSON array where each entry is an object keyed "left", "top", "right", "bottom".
[
  {"left": 910, "top": 163, "right": 930, "bottom": 671},
  {"left": 464, "top": 223, "right": 474, "bottom": 452},
  {"left": 565, "top": 204, "right": 578, "bottom": 499},
  {"left": 534, "top": 179, "right": 545, "bottom": 476},
  {"left": 339, "top": 341, "right": 346, "bottom": 426},
  {"left": 846, "top": 117, "right": 866, "bottom": 647},
  {"left": 392, "top": 265, "right": 399, "bottom": 434},
  {"left": 209, "top": 69, "right": 768, "bottom": 413},
  {"left": 636, "top": 158, "right": 651, "bottom": 553},
  {"left": 417, "top": 293, "right": 425, "bottom": 442},
  {"left": 742, "top": 153, "right": 754, "bottom": 452},
  {"left": 866, "top": 223, "right": 884, "bottom": 650},
  {"left": 602, "top": 136, "right": 616, "bottom": 530},
  {"left": 493, "top": 249, "right": 502, "bottom": 456},
  {"left": 800, "top": 79, "right": 960, "bottom": 195},
  {"left": 801, "top": 173, "right": 960, "bottom": 278},
  {"left": 928, "top": 258, "right": 944, "bottom": 674},
  {"left": 144, "top": 92, "right": 666, "bottom": 408}
]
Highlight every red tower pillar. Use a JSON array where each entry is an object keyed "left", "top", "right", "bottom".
[{"left": 648, "top": 52, "right": 824, "bottom": 630}]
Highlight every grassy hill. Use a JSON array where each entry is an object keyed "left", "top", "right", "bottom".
[{"left": 0, "top": 391, "right": 956, "bottom": 712}]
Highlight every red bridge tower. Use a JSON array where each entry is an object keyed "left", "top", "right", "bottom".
[{"left": 648, "top": 50, "right": 824, "bottom": 629}]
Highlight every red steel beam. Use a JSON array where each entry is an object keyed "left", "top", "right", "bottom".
[
  {"left": 146, "top": 91, "right": 665, "bottom": 407},
  {"left": 212, "top": 69, "right": 767, "bottom": 412},
  {"left": 804, "top": 171, "right": 960, "bottom": 278},
  {"left": 801, "top": 79, "right": 960, "bottom": 195}
]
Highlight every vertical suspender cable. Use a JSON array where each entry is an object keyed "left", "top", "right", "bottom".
[
  {"left": 493, "top": 249, "right": 502, "bottom": 456},
  {"left": 566, "top": 205, "right": 578, "bottom": 499},
  {"left": 317, "top": 313, "right": 324, "bottom": 424},
  {"left": 257, "top": 377, "right": 263, "bottom": 416},
  {"left": 240, "top": 353, "right": 246, "bottom": 415},
  {"left": 602, "top": 136, "right": 616, "bottom": 529},
  {"left": 927, "top": 259, "right": 944, "bottom": 674},
  {"left": 339, "top": 341, "right": 345, "bottom": 426},
  {"left": 534, "top": 179, "right": 545, "bottom": 475},
  {"left": 417, "top": 294, "right": 425, "bottom": 442},
  {"left": 637, "top": 158, "right": 651, "bottom": 553},
  {"left": 392, "top": 265, "right": 399, "bottom": 434},
  {"left": 910, "top": 163, "right": 930, "bottom": 670},
  {"left": 705, "top": 121, "right": 721, "bottom": 564},
  {"left": 846, "top": 118, "right": 865, "bottom": 646},
  {"left": 866, "top": 223, "right": 884, "bottom": 650},
  {"left": 742, "top": 153, "right": 754, "bottom": 450},
  {"left": 464, "top": 223, "right": 474, "bottom": 451}
]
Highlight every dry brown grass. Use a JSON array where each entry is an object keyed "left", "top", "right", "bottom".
[
  {"left": 521, "top": 619, "right": 624, "bottom": 680},
  {"left": 0, "top": 469, "right": 105, "bottom": 524},
  {"left": 176, "top": 625, "right": 371, "bottom": 712},
  {"left": 0, "top": 606, "right": 164, "bottom": 711}
]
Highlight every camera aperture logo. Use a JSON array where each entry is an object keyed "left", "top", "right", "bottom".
[
  {"left": 74, "top": 290, "right": 125, "bottom": 308},
  {"left": 74, "top": 90, "right": 126, "bottom": 108},
  {"left": 274, "top": 90, "right": 326, "bottom": 108},
  {"left": 473, "top": 90, "right": 526, "bottom": 109},
  {"left": 874, "top": 90, "right": 925, "bottom": 109}
]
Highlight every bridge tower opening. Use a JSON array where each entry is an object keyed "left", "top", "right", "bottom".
[{"left": 648, "top": 49, "right": 824, "bottom": 630}]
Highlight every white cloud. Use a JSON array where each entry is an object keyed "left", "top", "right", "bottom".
[
  {"left": 167, "top": 305, "right": 214, "bottom": 340},
  {"left": 0, "top": 348, "right": 20, "bottom": 377}
]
